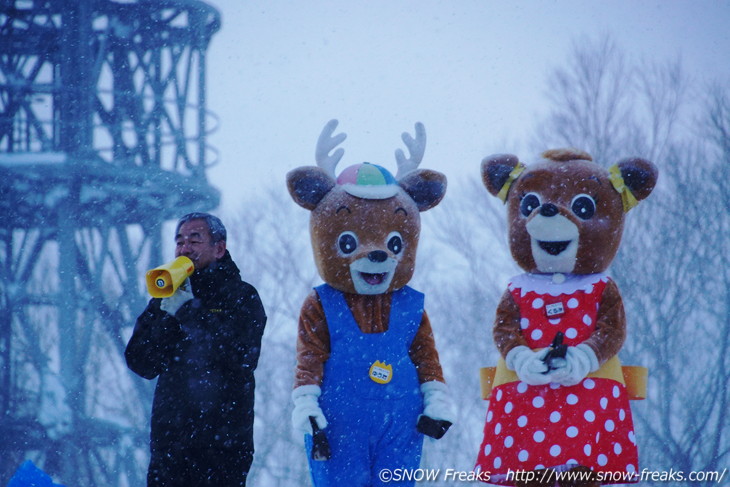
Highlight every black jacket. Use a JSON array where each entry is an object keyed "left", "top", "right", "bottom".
[{"left": 125, "top": 251, "right": 266, "bottom": 453}]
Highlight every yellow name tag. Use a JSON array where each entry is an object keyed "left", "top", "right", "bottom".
[{"left": 369, "top": 361, "right": 393, "bottom": 384}]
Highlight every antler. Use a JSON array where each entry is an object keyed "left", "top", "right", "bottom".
[
  {"left": 395, "top": 122, "right": 426, "bottom": 179},
  {"left": 315, "top": 119, "right": 347, "bottom": 178}
]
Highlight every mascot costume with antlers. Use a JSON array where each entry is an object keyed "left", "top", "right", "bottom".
[
  {"left": 287, "top": 120, "right": 454, "bottom": 487},
  {"left": 475, "top": 149, "right": 657, "bottom": 486}
]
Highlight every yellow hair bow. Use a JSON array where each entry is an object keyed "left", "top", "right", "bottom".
[
  {"left": 497, "top": 163, "right": 526, "bottom": 203},
  {"left": 608, "top": 165, "right": 639, "bottom": 212}
]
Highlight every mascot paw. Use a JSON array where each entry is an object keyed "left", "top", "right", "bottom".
[
  {"left": 507, "top": 346, "right": 553, "bottom": 385},
  {"left": 549, "top": 344, "right": 599, "bottom": 386},
  {"left": 291, "top": 385, "right": 328, "bottom": 436}
]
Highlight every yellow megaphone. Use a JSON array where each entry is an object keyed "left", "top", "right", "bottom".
[{"left": 145, "top": 256, "right": 194, "bottom": 298}]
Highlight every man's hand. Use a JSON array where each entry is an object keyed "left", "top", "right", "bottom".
[{"left": 160, "top": 280, "right": 193, "bottom": 316}]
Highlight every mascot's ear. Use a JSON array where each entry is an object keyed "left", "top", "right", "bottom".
[
  {"left": 615, "top": 158, "right": 658, "bottom": 201},
  {"left": 286, "top": 166, "right": 336, "bottom": 210},
  {"left": 399, "top": 169, "right": 447, "bottom": 211},
  {"left": 481, "top": 154, "right": 521, "bottom": 200}
]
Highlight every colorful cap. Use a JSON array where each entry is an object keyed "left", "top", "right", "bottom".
[{"left": 336, "top": 162, "right": 400, "bottom": 199}]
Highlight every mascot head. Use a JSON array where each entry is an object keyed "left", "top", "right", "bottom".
[
  {"left": 287, "top": 120, "right": 446, "bottom": 294},
  {"left": 481, "top": 148, "right": 658, "bottom": 275}
]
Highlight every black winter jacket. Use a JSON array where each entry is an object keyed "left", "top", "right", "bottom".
[{"left": 125, "top": 251, "right": 266, "bottom": 453}]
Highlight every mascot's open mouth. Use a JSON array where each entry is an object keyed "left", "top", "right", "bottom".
[
  {"left": 538, "top": 240, "right": 571, "bottom": 256},
  {"left": 359, "top": 272, "right": 388, "bottom": 285},
  {"left": 350, "top": 257, "right": 397, "bottom": 294}
]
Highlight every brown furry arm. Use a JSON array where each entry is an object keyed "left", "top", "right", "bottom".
[
  {"left": 408, "top": 310, "right": 445, "bottom": 384},
  {"left": 493, "top": 289, "right": 528, "bottom": 358},
  {"left": 293, "top": 291, "right": 331, "bottom": 388},
  {"left": 581, "top": 279, "right": 626, "bottom": 364}
]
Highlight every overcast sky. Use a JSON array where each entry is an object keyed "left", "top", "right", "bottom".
[{"left": 202, "top": 0, "right": 730, "bottom": 214}]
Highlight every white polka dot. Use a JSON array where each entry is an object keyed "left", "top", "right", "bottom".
[
  {"left": 532, "top": 396, "right": 545, "bottom": 408},
  {"left": 494, "top": 457, "right": 502, "bottom": 469},
  {"left": 517, "top": 382, "right": 528, "bottom": 393},
  {"left": 629, "top": 431, "right": 636, "bottom": 444},
  {"left": 567, "top": 394, "right": 579, "bottom": 405},
  {"left": 605, "top": 420, "right": 615, "bottom": 432},
  {"left": 613, "top": 385, "right": 620, "bottom": 398},
  {"left": 595, "top": 432, "right": 601, "bottom": 443},
  {"left": 583, "top": 314, "right": 593, "bottom": 326},
  {"left": 517, "top": 415, "right": 528, "bottom": 427},
  {"left": 566, "top": 426, "right": 579, "bottom": 438},
  {"left": 584, "top": 410, "right": 596, "bottom": 422},
  {"left": 505, "top": 402, "right": 514, "bottom": 414},
  {"left": 600, "top": 397, "right": 608, "bottom": 409},
  {"left": 565, "top": 328, "right": 578, "bottom": 339},
  {"left": 520, "top": 318, "right": 530, "bottom": 329},
  {"left": 496, "top": 389, "right": 503, "bottom": 401},
  {"left": 532, "top": 298, "right": 545, "bottom": 309},
  {"left": 597, "top": 454, "right": 608, "bottom": 466},
  {"left": 627, "top": 464, "right": 636, "bottom": 474},
  {"left": 535, "top": 465, "right": 545, "bottom": 470},
  {"left": 531, "top": 329, "right": 543, "bottom": 340},
  {"left": 614, "top": 443, "right": 623, "bottom": 455},
  {"left": 483, "top": 444, "right": 491, "bottom": 456},
  {"left": 550, "top": 445, "right": 561, "bottom": 457},
  {"left": 567, "top": 459, "right": 579, "bottom": 466},
  {"left": 504, "top": 436, "right": 514, "bottom": 448},
  {"left": 567, "top": 298, "right": 579, "bottom": 308},
  {"left": 533, "top": 430, "right": 545, "bottom": 443},
  {"left": 549, "top": 318, "right": 561, "bottom": 325},
  {"left": 487, "top": 411, "right": 493, "bottom": 423},
  {"left": 550, "top": 411, "right": 561, "bottom": 423},
  {"left": 619, "top": 409, "right": 626, "bottom": 421},
  {"left": 550, "top": 382, "right": 561, "bottom": 389},
  {"left": 583, "top": 379, "right": 596, "bottom": 390},
  {"left": 518, "top": 450, "right": 529, "bottom": 462},
  {"left": 494, "top": 423, "right": 502, "bottom": 435},
  {"left": 584, "top": 444, "right": 592, "bottom": 456}
]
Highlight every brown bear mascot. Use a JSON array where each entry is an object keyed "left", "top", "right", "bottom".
[
  {"left": 287, "top": 120, "right": 454, "bottom": 487},
  {"left": 475, "top": 149, "right": 657, "bottom": 487}
]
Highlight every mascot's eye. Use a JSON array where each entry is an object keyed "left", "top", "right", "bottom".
[
  {"left": 571, "top": 194, "right": 596, "bottom": 220},
  {"left": 386, "top": 232, "right": 403, "bottom": 255},
  {"left": 520, "top": 193, "right": 541, "bottom": 217},
  {"left": 337, "top": 232, "right": 358, "bottom": 255}
]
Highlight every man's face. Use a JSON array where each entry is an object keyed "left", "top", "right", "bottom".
[{"left": 175, "top": 219, "right": 226, "bottom": 271}]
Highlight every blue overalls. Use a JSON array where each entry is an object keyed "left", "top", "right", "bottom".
[{"left": 306, "top": 284, "right": 425, "bottom": 487}]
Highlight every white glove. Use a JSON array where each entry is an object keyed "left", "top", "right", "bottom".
[
  {"left": 548, "top": 344, "right": 599, "bottom": 386},
  {"left": 291, "top": 385, "right": 327, "bottom": 436},
  {"left": 420, "top": 381, "right": 456, "bottom": 423},
  {"left": 159, "top": 280, "right": 193, "bottom": 316},
  {"left": 506, "top": 346, "right": 552, "bottom": 386}
]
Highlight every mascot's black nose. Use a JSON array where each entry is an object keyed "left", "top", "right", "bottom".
[
  {"left": 368, "top": 250, "right": 388, "bottom": 263},
  {"left": 540, "top": 203, "right": 559, "bottom": 217}
]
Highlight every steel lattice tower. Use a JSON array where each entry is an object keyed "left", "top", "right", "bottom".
[{"left": 0, "top": 0, "right": 221, "bottom": 484}]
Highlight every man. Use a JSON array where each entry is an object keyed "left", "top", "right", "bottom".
[{"left": 125, "top": 212, "right": 266, "bottom": 486}]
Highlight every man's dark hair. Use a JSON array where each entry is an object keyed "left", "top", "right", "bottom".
[{"left": 176, "top": 212, "right": 227, "bottom": 243}]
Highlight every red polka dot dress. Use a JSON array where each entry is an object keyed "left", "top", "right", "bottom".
[{"left": 475, "top": 273, "right": 638, "bottom": 485}]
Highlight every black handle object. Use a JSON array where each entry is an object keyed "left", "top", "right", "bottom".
[
  {"left": 541, "top": 331, "right": 568, "bottom": 374},
  {"left": 416, "top": 415, "right": 452, "bottom": 439},
  {"left": 309, "top": 416, "right": 331, "bottom": 461}
]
